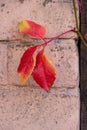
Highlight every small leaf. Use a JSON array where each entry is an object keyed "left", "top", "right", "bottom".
[
  {"left": 18, "top": 20, "right": 46, "bottom": 39},
  {"left": 17, "top": 45, "right": 39, "bottom": 85},
  {"left": 32, "top": 49, "right": 56, "bottom": 91}
]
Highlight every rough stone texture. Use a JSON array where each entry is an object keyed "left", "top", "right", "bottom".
[
  {"left": 0, "top": 0, "right": 77, "bottom": 40},
  {"left": 0, "top": 43, "right": 8, "bottom": 85},
  {"left": 0, "top": 86, "right": 79, "bottom": 130},
  {"left": 0, "top": 0, "right": 80, "bottom": 130}
]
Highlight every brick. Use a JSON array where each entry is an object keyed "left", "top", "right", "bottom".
[
  {"left": 0, "top": 85, "right": 80, "bottom": 130},
  {"left": 0, "top": 0, "right": 78, "bottom": 40},
  {"left": 0, "top": 43, "right": 8, "bottom": 85},
  {"left": 7, "top": 39, "right": 79, "bottom": 89}
]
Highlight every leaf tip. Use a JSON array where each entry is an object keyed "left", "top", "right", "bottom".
[
  {"left": 18, "top": 20, "right": 30, "bottom": 34},
  {"left": 18, "top": 73, "right": 26, "bottom": 85}
]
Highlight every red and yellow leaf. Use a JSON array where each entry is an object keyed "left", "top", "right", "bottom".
[
  {"left": 18, "top": 20, "right": 46, "bottom": 39},
  {"left": 32, "top": 49, "right": 56, "bottom": 91},
  {"left": 17, "top": 45, "right": 39, "bottom": 85}
]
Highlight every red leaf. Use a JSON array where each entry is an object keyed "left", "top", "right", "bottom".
[
  {"left": 18, "top": 20, "right": 46, "bottom": 39},
  {"left": 32, "top": 49, "right": 56, "bottom": 91},
  {"left": 17, "top": 45, "right": 39, "bottom": 85}
]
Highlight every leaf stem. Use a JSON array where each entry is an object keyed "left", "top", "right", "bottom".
[{"left": 42, "top": 28, "right": 75, "bottom": 47}]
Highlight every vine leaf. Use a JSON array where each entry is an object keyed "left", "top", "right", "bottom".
[
  {"left": 17, "top": 45, "right": 39, "bottom": 85},
  {"left": 32, "top": 48, "right": 56, "bottom": 91},
  {"left": 18, "top": 20, "right": 46, "bottom": 39},
  {"left": 18, "top": 20, "right": 56, "bottom": 90}
]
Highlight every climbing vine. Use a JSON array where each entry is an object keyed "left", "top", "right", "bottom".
[{"left": 17, "top": 0, "right": 86, "bottom": 91}]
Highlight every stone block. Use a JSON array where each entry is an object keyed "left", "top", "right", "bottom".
[
  {"left": 0, "top": 85, "right": 80, "bottom": 130},
  {"left": 0, "top": 0, "right": 78, "bottom": 40},
  {"left": 0, "top": 43, "right": 8, "bottom": 85},
  {"left": 7, "top": 39, "right": 79, "bottom": 89}
]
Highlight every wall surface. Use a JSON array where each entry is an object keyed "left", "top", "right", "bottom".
[
  {"left": 0, "top": 0, "right": 80, "bottom": 130},
  {"left": 81, "top": 0, "right": 87, "bottom": 130}
]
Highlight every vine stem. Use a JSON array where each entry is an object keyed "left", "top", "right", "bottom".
[
  {"left": 42, "top": 0, "right": 86, "bottom": 48},
  {"left": 41, "top": 28, "right": 75, "bottom": 47},
  {"left": 73, "top": 0, "right": 87, "bottom": 48},
  {"left": 76, "top": 31, "right": 87, "bottom": 48},
  {"left": 73, "top": 0, "right": 79, "bottom": 30}
]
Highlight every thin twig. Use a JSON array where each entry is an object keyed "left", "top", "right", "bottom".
[
  {"left": 41, "top": 28, "right": 75, "bottom": 47},
  {"left": 72, "top": 0, "right": 79, "bottom": 30},
  {"left": 77, "top": 31, "right": 87, "bottom": 48},
  {"left": 73, "top": 0, "right": 87, "bottom": 48}
]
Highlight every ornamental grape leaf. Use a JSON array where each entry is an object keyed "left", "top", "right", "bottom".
[
  {"left": 18, "top": 20, "right": 46, "bottom": 39},
  {"left": 32, "top": 49, "right": 56, "bottom": 91},
  {"left": 17, "top": 45, "right": 39, "bottom": 85}
]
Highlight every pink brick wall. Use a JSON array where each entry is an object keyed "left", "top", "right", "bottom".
[{"left": 0, "top": 0, "right": 80, "bottom": 130}]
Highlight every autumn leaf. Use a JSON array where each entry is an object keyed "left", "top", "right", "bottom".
[
  {"left": 32, "top": 49, "right": 56, "bottom": 91},
  {"left": 17, "top": 45, "right": 39, "bottom": 85},
  {"left": 18, "top": 20, "right": 46, "bottom": 39}
]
